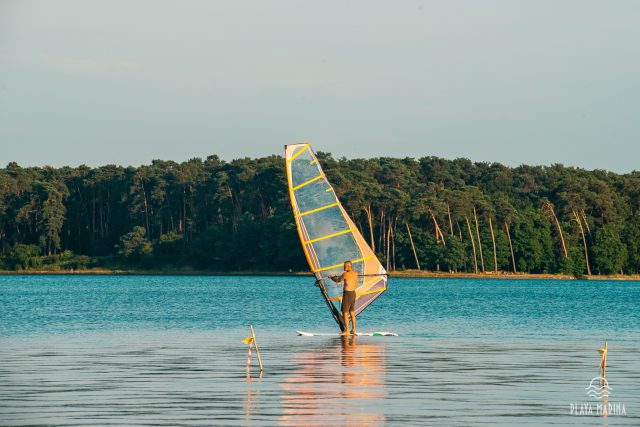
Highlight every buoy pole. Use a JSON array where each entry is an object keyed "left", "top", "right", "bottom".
[
  {"left": 251, "top": 325, "right": 263, "bottom": 371},
  {"left": 601, "top": 341, "right": 607, "bottom": 385},
  {"left": 246, "top": 342, "right": 252, "bottom": 372}
]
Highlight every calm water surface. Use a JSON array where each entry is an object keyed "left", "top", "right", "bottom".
[{"left": 1, "top": 276, "right": 639, "bottom": 426}]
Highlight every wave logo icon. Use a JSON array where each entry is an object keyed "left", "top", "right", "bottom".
[{"left": 585, "top": 377, "right": 612, "bottom": 400}]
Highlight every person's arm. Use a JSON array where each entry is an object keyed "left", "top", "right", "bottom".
[{"left": 330, "top": 273, "right": 345, "bottom": 283}]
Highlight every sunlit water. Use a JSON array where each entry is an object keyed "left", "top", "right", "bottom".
[{"left": 1, "top": 276, "right": 639, "bottom": 426}]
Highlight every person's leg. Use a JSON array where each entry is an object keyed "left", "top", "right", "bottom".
[
  {"left": 342, "top": 311, "right": 350, "bottom": 335},
  {"left": 341, "top": 294, "right": 350, "bottom": 335},
  {"left": 350, "top": 311, "right": 356, "bottom": 334}
]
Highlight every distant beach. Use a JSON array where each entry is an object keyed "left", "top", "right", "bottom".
[{"left": 1, "top": 268, "right": 639, "bottom": 281}]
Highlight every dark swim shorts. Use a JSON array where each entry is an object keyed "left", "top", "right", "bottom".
[{"left": 341, "top": 290, "right": 356, "bottom": 313}]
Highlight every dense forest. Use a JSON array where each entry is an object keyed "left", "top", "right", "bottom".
[{"left": 1, "top": 154, "right": 639, "bottom": 276}]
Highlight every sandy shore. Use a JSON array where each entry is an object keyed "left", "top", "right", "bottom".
[{"left": 1, "top": 268, "right": 639, "bottom": 280}]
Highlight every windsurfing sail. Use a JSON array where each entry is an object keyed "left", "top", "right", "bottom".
[{"left": 285, "top": 143, "right": 388, "bottom": 331}]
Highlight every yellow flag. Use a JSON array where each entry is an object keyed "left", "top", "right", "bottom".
[{"left": 243, "top": 337, "right": 254, "bottom": 344}]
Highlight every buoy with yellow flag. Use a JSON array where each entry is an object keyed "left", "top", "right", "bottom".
[
  {"left": 598, "top": 341, "right": 607, "bottom": 386},
  {"left": 243, "top": 325, "right": 263, "bottom": 373}
]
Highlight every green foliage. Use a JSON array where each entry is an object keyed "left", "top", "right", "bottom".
[
  {"left": 9, "top": 244, "right": 42, "bottom": 270},
  {"left": 154, "top": 232, "right": 184, "bottom": 264},
  {"left": 592, "top": 224, "right": 628, "bottom": 274},
  {"left": 493, "top": 228, "right": 511, "bottom": 271},
  {"left": 623, "top": 212, "right": 640, "bottom": 273},
  {"left": 1, "top": 155, "right": 639, "bottom": 276},
  {"left": 563, "top": 246, "right": 587, "bottom": 278},
  {"left": 71, "top": 255, "right": 92, "bottom": 270},
  {"left": 117, "top": 226, "right": 153, "bottom": 262},
  {"left": 512, "top": 208, "right": 555, "bottom": 273},
  {"left": 39, "top": 181, "right": 67, "bottom": 255},
  {"left": 442, "top": 238, "right": 467, "bottom": 272}
]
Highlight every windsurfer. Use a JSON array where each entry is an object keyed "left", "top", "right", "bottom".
[{"left": 330, "top": 261, "right": 358, "bottom": 335}]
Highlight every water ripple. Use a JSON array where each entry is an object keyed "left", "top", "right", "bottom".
[{"left": 1, "top": 276, "right": 639, "bottom": 425}]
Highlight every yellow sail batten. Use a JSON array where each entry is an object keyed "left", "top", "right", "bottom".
[
  {"left": 296, "top": 202, "right": 339, "bottom": 218},
  {"left": 309, "top": 158, "right": 318, "bottom": 165},
  {"left": 325, "top": 187, "right": 333, "bottom": 192},
  {"left": 361, "top": 275, "right": 384, "bottom": 288},
  {"left": 329, "top": 287, "right": 385, "bottom": 301},
  {"left": 304, "top": 228, "right": 353, "bottom": 244},
  {"left": 292, "top": 174, "right": 325, "bottom": 191},
  {"left": 313, "top": 255, "right": 375, "bottom": 273},
  {"left": 287, "top": 144, "right": 310, "bottom": 163},
  {"left": 357, "top": 287, "right": 385, "bottom": 298}
]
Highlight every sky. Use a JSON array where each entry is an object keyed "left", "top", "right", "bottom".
[{"left": 0, "top": 0, "right": 639, "bottom": 172}]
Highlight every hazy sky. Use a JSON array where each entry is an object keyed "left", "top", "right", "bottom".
[{"left": 1, "top": 1, "right": 638, "bottom": 171}]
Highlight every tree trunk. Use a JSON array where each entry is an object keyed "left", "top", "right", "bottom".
[
  {"left": 406, "top": 222, "right": 421, "bottom": 270},
  {"left": 76, "top": 187, "right": 91, "bottom": 246},
  {"left": 543, "top": 201, "right": 568, "bottom": 258},
  {"left": 379, "top": 210, "right": 385, "bottom": 254},
  {"left": 140, "top": 180, "right": 150, "bottom": 235},
  {"left": 226, "top": 184, "right": 238, "bottom": 233},
  {"left": 182, "top": 182, "right": 188, "bottom": 255},
  {"left": 105, "top": 190, "right": 111, "bottom": 236},
  {"left": 446, "top": 203, "right": 454, "bottom": 236},
  {"left": 505, "top": 221, "right": 517, "bottom": 273},
  {"left": 473, "top": 207, "right": 485, "bottom": 273},
  {"left": 489, "top": 217, "right": 498, "bottom": 272},
  {"left": 465, "top": 216, "right": 478, "bottom": 273},
  {"left": 386, "top": 216, "right": 392, "bottom": 271},
  {"left": 429, "top": 209, "right": 446, "bottom": 247},
  {"left": 365, "top": 204, "right": 375, "bottom": 252},
  {"left": 391, "top": 216, "right": 397, "bottom": 271},
  {"left": 99, "top": 200, "right": 104, "bottom": 239},
  {"left": 573, "top": 209, "right": 592, "bottom": 276},
  {"left": 91, "top": 191, "right": 96, "bottom": 240},
  {"left": 580, "top": 209, "right": 591, "bottom": 237}
]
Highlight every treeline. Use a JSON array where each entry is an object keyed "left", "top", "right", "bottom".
[{"left": 1, "top": 154, "right": 639, "bottom": 276}]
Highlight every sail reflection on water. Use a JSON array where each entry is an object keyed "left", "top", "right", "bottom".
[{"left": 279, "top": 337, "right": 387, "bottom": 426}]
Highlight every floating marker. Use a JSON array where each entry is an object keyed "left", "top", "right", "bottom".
[
  {"left": 599, "top": 341, "right": 608, "bottom": 385},
  {"left": 243, "top": 325, "right": 263, "bottom": 374},
  {"left": 250, "top": 325, "right": 263, "bottom": 372}
]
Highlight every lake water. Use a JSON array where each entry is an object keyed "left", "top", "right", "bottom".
[{"left": 1, "top": 275, "right": 639, "bottom": 426}]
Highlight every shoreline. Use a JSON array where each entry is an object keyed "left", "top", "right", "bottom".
[{"left": 1, "top": 269, "right": 639, "bottom": 281}]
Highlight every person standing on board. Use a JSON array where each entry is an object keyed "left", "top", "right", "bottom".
[{"left": 330, "top": 261, "right": 358, "bottom": 335}]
